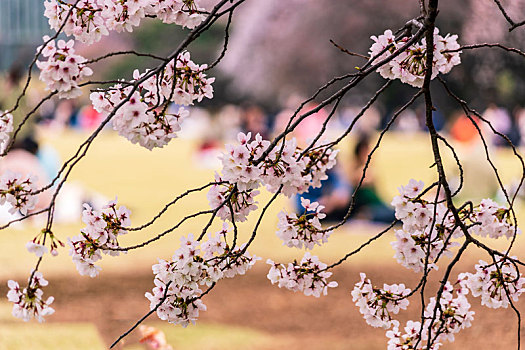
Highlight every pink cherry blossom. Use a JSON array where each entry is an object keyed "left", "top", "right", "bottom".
[
  {"left": 7, "top": 272, "right": 55, "bottom": 322},
  {"left": 146, "top": 227, "right": 259, "bottom": 326},
  {"left": 276, "top": 198, "right": 331, "bottom": 249},
  {"left": 0, "top": 170, "right": 38, "bottom": 215},
  {"left": 68, "top": 199, "right": 131, "bottom": 277},
  {"left": 36, "top": 36, "right": 92, "bottom": 99},
  {"left": 351, "top": 273, "right": 411, "bottom": 329},
  {"left": 266, "top": 252, "right": 338, "bottom": 297},
  {"left": 369, "top": 28, "right": 461, "bottom": 88}
]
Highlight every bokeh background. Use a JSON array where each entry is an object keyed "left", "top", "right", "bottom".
[{"left": 1, "top": 0, "right": 525, "bottom": 349}]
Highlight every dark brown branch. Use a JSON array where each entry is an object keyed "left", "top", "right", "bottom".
[
  {"left": 125, "top": 181, "right": 222, "bottom": 232},
  {"left": 329, "top": 39, "right": 369, "bottom": 59},
  {"left": 448, "top": 43, "right": 525, "bottom": 58},
  {"left": 110, "top": 281, "right": 172, "bottom": 349},
  {"left": 325, "top": 220, "right": 397, "bottom": 270},
  {"left": 86, "top": 50, "right": 165, "bottom": 64},
  {"left": 492, "top": 0, "right": 525, "bottom": 31}
]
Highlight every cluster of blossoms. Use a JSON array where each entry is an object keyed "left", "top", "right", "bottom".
[
  {"left": 68, "top": 200, "right": 131, "bottom": 277},
  {"left": 391, "top": 180, "right": 519, "bottom": 274},
  {"left": 299, "top": 144, "right": 339, "bottom": 189},
  {"left": 351, "top": 273, "right": 411, "bottom": 329},
  {"left": 44, "top": 0, "right": 206, "bottom": 45},
  {"left": 219, "top": 132, "right": 270, "bottom": 192},
  {"left": 386, "top": 320, "right": 431, "bottom": 350},
  {"left": 390, "top": 228, "right": 456, "bottom": 273},
  {"left": 7, "top": 272, "right": 54, "bottom": 322},
  {"left": 90, "top": 51, "right": 213, "bottom": 150},
  {"left": 386, "top": 279, "right": 473, "bottom": 349},
  {"left": 266, "top": 252, "right": 338, "bottom": 297},
  {"left": 36, "top": 37, "right": 93, "bottom": 99},
  {"left": 350, "top": 179, "right": 525, "bottom": 348},
  {"left": 459, "top": 258, "right": 525, "bottom": 309},
  {"left": 146, "top": 227, "right": 259, "bottom": 326},
  {"left": 391, "top": 180, "right": 520, "bottom": 274},
  {"left": 207, "top": 173, "right": 259, "bottom": 222},
  {"left": 391, "top": 180, "right": 457, "bottom": 272},
  {"left": 211, "top": 132, "right": 338, "bottom": 221},
  {"left": 26, "top": 229, "right": 65, "bottom": 258},
  {"left": 259, "top": 138, "right": 339, "bottom": 196},
  {"left": 0, "top": 111, "right": 13, "bottom": 150},
  {"left": 220, "top": 133, "right": 338, "bottom": 195},
  {"left": 147, "top": 0, "right": 206, "bottom": 29},
  {"left": 0, "top": 171, "right": 38, "bottom": 215},
  {"left": 422, "top": 280, "right": 474, "bottom": 343},
  {"left": 276, "top": 198, "right": 331, "bottom": 249},
  {"left": 467, "top": 199, "right": 520, "bottom": 239},
  {"left": 369, "top": 28, "right": 461, "bottom": 87},
  {"left": 259, "top": 137, "right": 310, "bottom": 196}
]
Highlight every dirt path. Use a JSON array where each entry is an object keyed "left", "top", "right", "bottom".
[{"left": 2, "top": 262, "right": 521, "bottom": 349}]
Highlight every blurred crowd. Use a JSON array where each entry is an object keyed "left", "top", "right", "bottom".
[{"left": 1, "top": 66, "right": 524, "bottom": 226}]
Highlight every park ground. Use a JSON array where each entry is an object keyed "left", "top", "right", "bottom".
[{"left": 1, "top": 130, "right": 524, "bottom": 349}]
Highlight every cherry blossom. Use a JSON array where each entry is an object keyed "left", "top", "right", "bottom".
[
  {"left": 207, "top": 173, "right": 260, "bottom": 222},
  {"left": 44, "top": 0, "right": 206, "bottom": 44},
  {"left": 422, "top": 280, "right": 474, "bottom": 343},
  {"left": 36, "top": 36, "right": 93, "bottom": 99},
  {"left": 0, "top": 111, "right": 13, "bottom": 150},
  {"left": 468, "top": 199, "right": 520, "bottom": 239},
  {"left": 7, "top": 272, "right": 55, "bottom": 322},
  {"left": 386, "top": 320, "right": 438, "bottom": 350},
  {"left": 260, "top": 139, "right": 338, "bottom": 196},
  {"left": 28, "top": 229, "right": 65, "bottom": 258},
  {"left": 68, "top": 199, "right": 131, "bottom": 277},
  {"left": 460, "top": 258, "right": 525, "bottom": 309},
  {"left": 146, "top": 0, "right": 207, "bottom": 29},
  {"left": 384, "top": 278, "right": 473, "bottom": 349},
  {"left": 259, "top": 137, "right": 308, "bottom": 196},
  {"left": 44, "top": 0, "right": 109, "bottom": 45},
  {"left": 218, "top": 132, "right": 339, "bottom": 200},
  {"left": 391, "top": 228, "right": 458, "bottom": 273},
  {"left": 0, "top": 170, "right": 38, "bottom": 215},
  {"left": 219, "top": 132, "right": 265, "bottom": 191},
  {"left": 369, "top": 28, "right": 461, "bottom": 87},
  {"left": 26, "top": 242, "right": 49, "bottom": 258},
  {"left": 391, "top": 180, "right": 459, "bottom": 272},
  {"left": 90, "top": 51, "right": 213, "bottom": 149},
  {"left": 146, "top": 227, "right": 259, "bottom": 326},
  {"left": 266, "top": 252, "right": 338, "bottom": 297},
  {"left": 276, "top": 198, "right": 331, "bottom": 249},
  {"left": 351, "top": 273, "right": 410, "bottom": 329},
  {"left": 100, "top": 0, "right": 149, "bottom": 33},
  {"left": 300, "top": 144, "right": 339, "bottom": 189}
]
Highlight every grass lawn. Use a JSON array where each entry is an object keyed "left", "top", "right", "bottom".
[{"left": 0, "top": 299, "right": 105, "bottom": 350}]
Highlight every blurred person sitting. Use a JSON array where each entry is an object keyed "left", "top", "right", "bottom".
[
  {"left": 346, "top": 133, "right": 395, "bottom": 223},
  {"left": 296, "top": 166, "right": 351, "bottom": 223},
  {"left": 295, "top": 134, "right": 396, "bottom": 224}
]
